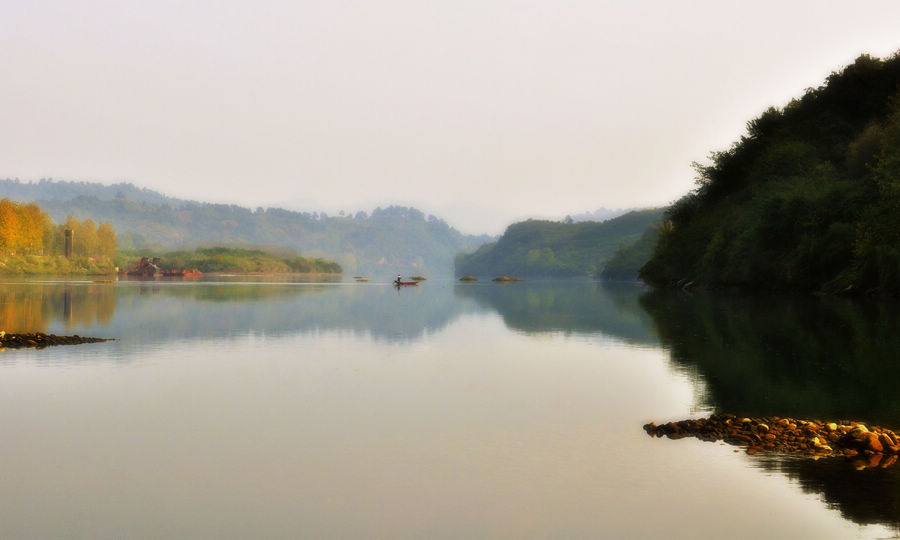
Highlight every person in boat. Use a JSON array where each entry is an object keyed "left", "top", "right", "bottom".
[{"left": 395, "top": 274, "right": 402, "bottom": 285}]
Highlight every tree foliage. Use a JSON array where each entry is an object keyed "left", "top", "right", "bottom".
[
  {"left": 123, "top": 246, "right": 342, "bottom": 274},
  {"left": 456, "top": 209, "right": 664, "bottom": 278},
  {"left": 641, "top": 52, "right": 900, "bottom": 295},
  {"left": 0, "top": 199, "right": 117, "bottom": 259}
]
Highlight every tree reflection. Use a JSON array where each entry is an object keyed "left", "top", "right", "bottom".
[
  {"left": 454, "top": 280, "right": 658, "bottom": 345},
  {"left": 641, "top": 290, "right": 900, "bottom": 529},
  {"left": 640, "top": 291, "right": 900, "bottom": 426},
  {"left": 0, "top": 283, "right": 117, "bottom": 332}
]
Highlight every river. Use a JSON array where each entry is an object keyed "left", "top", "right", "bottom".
[{"left": 0, "top": 278, "right": 897, "bottom": 539}]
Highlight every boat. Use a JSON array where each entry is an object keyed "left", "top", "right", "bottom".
[
  {"left": 120, "top": 256, "right": 162, "bottom": 277},
  {"left": 393, "top": 280, "right": 418, "bottom": 286}
]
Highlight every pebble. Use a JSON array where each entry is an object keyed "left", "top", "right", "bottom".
[
  {"left": 644, "top": 414, "right": 900, "bottom": 469},
  {"left": 0, "top": 332, "right": 112, "bottom": 349}
]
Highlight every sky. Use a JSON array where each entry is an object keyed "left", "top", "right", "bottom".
[{"left": 1, "top": 1, "right": 900, "bottom": 235}]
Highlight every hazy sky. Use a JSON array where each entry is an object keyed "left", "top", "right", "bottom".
[{"left": 2, "top": 1, "right": 899, "bottom": 234}]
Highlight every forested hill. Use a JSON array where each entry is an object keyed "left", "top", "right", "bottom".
[
  {"left": 641, "top": 53, "right": 900, "bottom": 295},
  {"left": 455, "top": 208, "right": 664, "bottom": 278},
  {"left": 0, "top": 179, "right": 492, "bottom": 277}
]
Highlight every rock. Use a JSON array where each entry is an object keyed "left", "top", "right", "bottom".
[
  {"left": 865, "top": 433, "right": 884, "bottom": 452},
  {"left": 644, "top": 413, "right": 900, "bottom": 467},
  {"left": 0, "top": 332, "right": 112, "bottom": 349}
]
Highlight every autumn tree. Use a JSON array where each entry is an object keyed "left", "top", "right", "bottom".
[
  {"left": 0, "top": 199, "right": 21, "bottom": 253},
  {"left": 97, "top": 223, "right": 117, "bottom": 258}
]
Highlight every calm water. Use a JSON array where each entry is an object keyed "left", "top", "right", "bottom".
[{"left": 1, "top": 278, "right": 899, "bottom": 539}]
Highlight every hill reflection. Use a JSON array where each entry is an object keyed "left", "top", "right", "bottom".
[
  {"left": 454, "top": 280, "right": 658, "bottom": 345},
  {"left": 640, "top": 291, "right": 900, "bottom": 426},
  {"left": 641, "top": 290, "right": 900, "bottom": 530},
  {"left": 0, "top": 280, "right": 480, "bottom": 343},
  {"left": 756, "top": 455, "right": 900, "bottom": 530}
]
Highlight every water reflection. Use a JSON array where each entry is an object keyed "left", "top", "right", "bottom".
[
  {"left": 0, "top": 280, "right": 480, "bottom": 344},
  {"left": 640, "top": 291, "right": 900, "bottom": 426},
  {"left": 641, "top": 290, "right": 900, "bottom": 530},
  {"left": 454, "top": 280, "right": 657, "bottom": 345},
  {"left": 758, "top": 455, "right": 900, "bottom": 531},
  {"left": 3, "top": 278, "right": 900, "bottom": 534},
  {"left": 0, "top": 282, "right": 116, "bottom": 332}
]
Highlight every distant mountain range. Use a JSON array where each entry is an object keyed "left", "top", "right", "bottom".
[{"left": 0, "top": 179, "right": 492, "bottom": 278}]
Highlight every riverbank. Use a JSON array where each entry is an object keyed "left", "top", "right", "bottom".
[
  {"left": 117, "top": 247, "right": 342, "bottom": 276},
  {"left": 0, "top": 254, "right": 117, "bottom": 276}
]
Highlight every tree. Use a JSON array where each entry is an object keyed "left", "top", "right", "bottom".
[
  {"left": 97, "top": 223, "right": 117, "bottom": 259},
  {"left": 0, "top": 199, "right": 20, "bottom": 253}
]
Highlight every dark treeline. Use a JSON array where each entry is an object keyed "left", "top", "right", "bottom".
[{"left": 641, "top": 53, "right": 900, "bottom": 295}]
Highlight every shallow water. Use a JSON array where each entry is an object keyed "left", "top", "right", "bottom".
[{"left": 0, "top": 278, "right": 898, "bottom": 539}]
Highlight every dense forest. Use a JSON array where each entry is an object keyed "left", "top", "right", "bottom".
[
  {"left": 641, "top": 53, "right": 900, "bottom": 295},
  {"left": 0, "top": 180, "right": 491, "bottom": 278},
  {"left": 455, "top": 209, "right": 664, "bottom": 278},
  {"left": 600, "top": 225, "right": 660, "bottom": 281}
]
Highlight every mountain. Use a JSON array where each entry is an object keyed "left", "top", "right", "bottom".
[
  {"left": 641, "top": 53, "right": 900, "bottom": 295},
  {"left": 0, "top": 179, "right": 492, "bottom": 277},
  {"left": 600, "top": 225, "right": 660, "bottom": 281},
  {"left": 455, "top": 208, "right": 665, "bottom": 278},
  {"left": 0, "top": 179, "right": 179, "bottom": 206}
]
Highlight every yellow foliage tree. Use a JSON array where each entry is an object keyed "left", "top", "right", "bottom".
[
  {"left": 0, "top": 203, "right": 117, "bottom": 258},
  {"left": 97, "top": 222, "right": 117, "bottom": 258},
  {"left": 0, "top": 199, "right": 21, "bottom": 253}
]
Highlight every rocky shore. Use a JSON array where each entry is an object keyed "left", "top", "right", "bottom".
[
  {"left": 0, "top": 332, "right": 112, "bottom": 349},
  {"left": 645, "top": 414, "right": 900, "bottom": 469}
]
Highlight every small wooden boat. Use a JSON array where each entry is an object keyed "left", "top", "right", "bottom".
[{"left": 394, "top": 280, "right": 418, "bottom": 286}]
